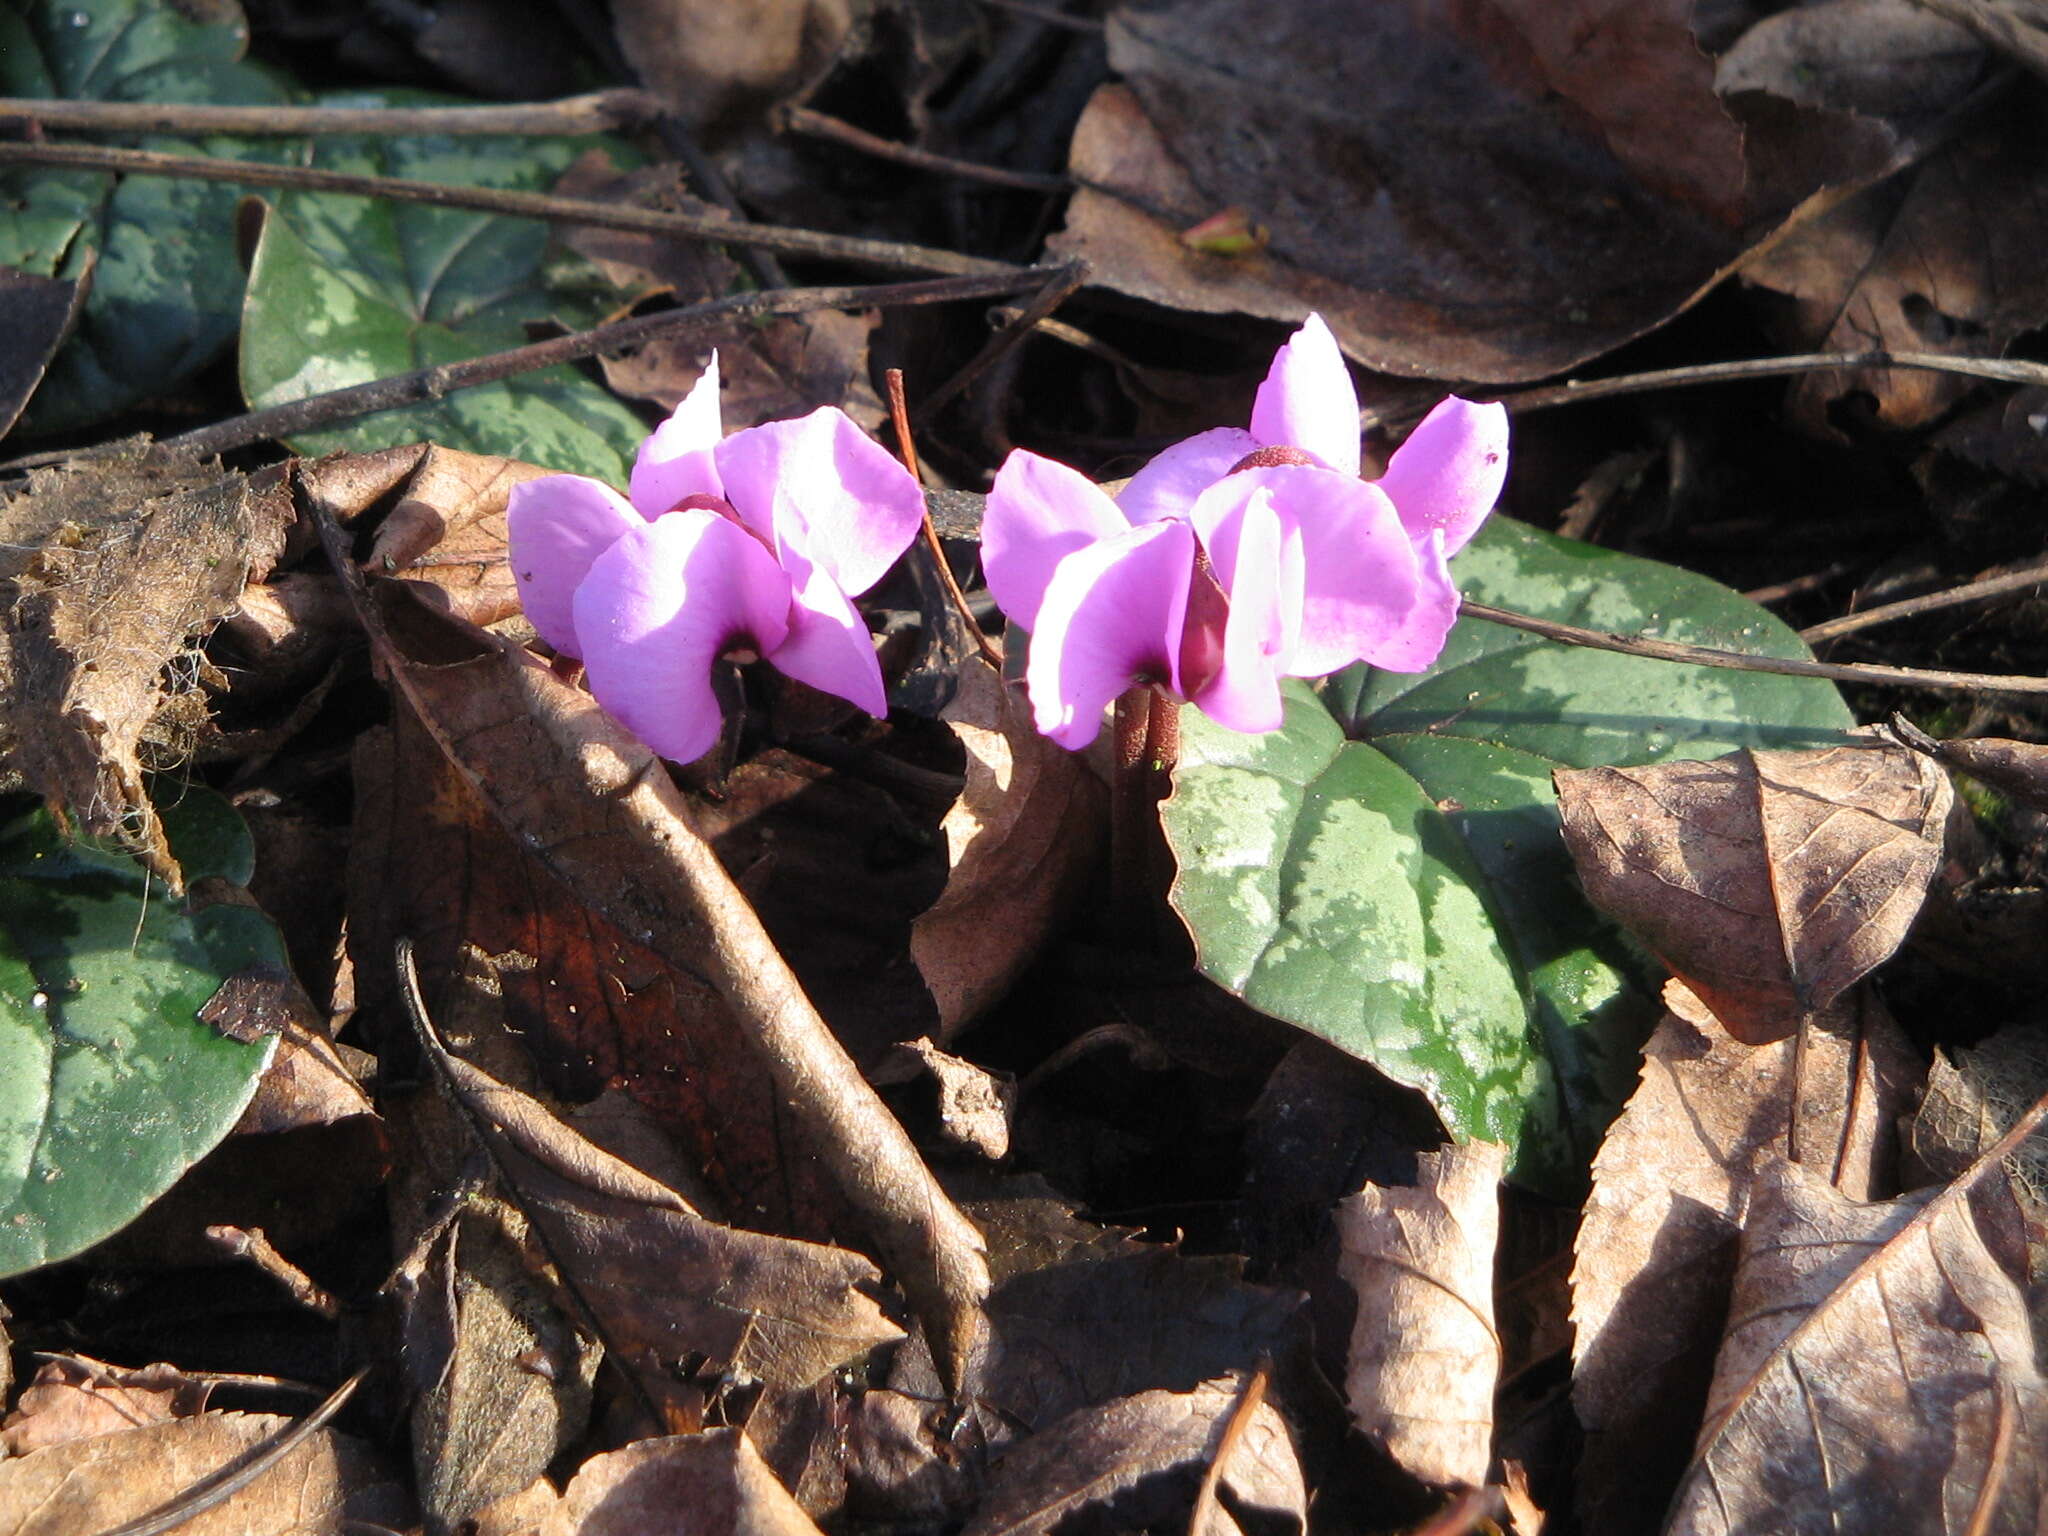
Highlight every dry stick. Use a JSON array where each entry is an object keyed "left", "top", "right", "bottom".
[
  {"left": 915, "top": 258, "right": 1092, "bottom": 425},
  {"left": 1, "top": 272, "right": 1039, "bottom": 466},
  {"left": 95, "top": 1368, "right": 369, "bottom": 1536},
  {"left": 203, "top": 1225, "right": 343, "bottom": 1321},
  {"left": 976, "top": 0, "right": 1109, "bottom": 29},
  {"left": 1360, "top": 350, "right": 2048, "bottom": 434},
  {"left": 781, "top": 104, "right": 1072, "bottom": 192},
  {"left": 1799, "top": 557, "right": 2048, "bottom": 643},
  {"left": 883, "top": 368, "right": 1005, "bottom": 671},
  {"left": 0, "top": 139, "right": 1021, "bottom": 279},
  {"left": 0, "top": 88, "right": 662, "bottom": 137},
  {"left": 1461, "top": 598, "right": 2048, "bottom": 696}
]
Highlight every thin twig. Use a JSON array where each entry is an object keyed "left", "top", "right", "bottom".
[
  {"left": 1463, "top": 598, "right": 2048, "bottom": 695},
  {"left": 0, "top": 88, "right": 661, "bottom": 137},
  {"left": 976, "top": 0, "right": 1108, "bottom": 29},
  {"left": 0, "top": 273, "right": 1044, "bottom": 467},
  {"left": 885, "top": 369, "right": 1005, "bottom": 671},
  {"left": 915, "top": 259, "right": 1091, "bottom": 424},
  {"left": 203, "top": 1226, "right": 344, "bottom": 1321},
  {"left": 781, "top": 105, "right": 1071, "bottom": 192},
  {"left": 94, "top": 1369, "right": 368, "bottom": 1536},
  {"left": 1361, "top": 350, "right": 2048, "bottom": 433},
  {"left": 1744, "top": 561, "right": 1858, "bottom": 607},
  {"left": 1800, "top": 558, "right": 2048, "bottom": 643},
  {"left": 0, "top": 139, "right": 1022, "bottom": 278}
]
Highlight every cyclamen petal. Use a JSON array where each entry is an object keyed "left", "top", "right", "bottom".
[
  {"left": 1184, "top": 489, "right": 1300, "bottom": 735},
  {"left": 1355, "top": 527, "right": 1460, "bottom": 673},
  {"left": 714, "top": 407, "right": 927, "bottom": 596},
  {"left": 981, "top": 450, "right": 1131, "bottom": 634},
  {"left": 1027, "top": 519, "right": 1196, "bottom": 750},
  {"left": 1248, "top": 313, "right": 1361, "bottom": 476},
  {"left": 629, "top": 358, "right": 725, "bottom": 517},
  {"left": 1114, "top": 427, "right": 1260, "bottom": 526},
  {"left": 572, "top": 511, "right": 793, "bottom": 765},
  {"left": 506, "top": 475, "right": 643, "bottom": 658},
  {"left": 766, "top": 545, "right": 890, "bottom": 717},
  {"left": 1377, "top": 396, "right": 1509, "bottom": 557}
]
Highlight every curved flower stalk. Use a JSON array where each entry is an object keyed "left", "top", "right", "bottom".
[
  {"left": 981, "top": 313, "right": 1509, "bottom": 749},
  {"left": 506, "top": 359, "right": 928, "bottom": 765}
]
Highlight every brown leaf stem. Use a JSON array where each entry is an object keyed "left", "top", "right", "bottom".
[
  {"left": 0, "top": 139, "right": 1023, "bottom": 278},
  {"left": 1464, "top": 597, "right": 2048, "bottom": 696},
  {"left": 780, "top": 105, "right": 1071, "bottom": 192},
  {"left": 884, "top": 368, "right": 1005, "bottom": 672},
  {"left": 0, "top": 88, "right": 662, "bottom": 137}
]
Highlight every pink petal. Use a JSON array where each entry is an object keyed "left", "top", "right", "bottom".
[
  {"left": 713, "top": 407, "right": 926, "bottom": 597},
  {"left": 1191, "top": 466, "right": 1417, "bottom": 678},
  {"left": 981, "top": 449, "right": 1132, "bottom": 634},
  {"left": 1356, "top": 527, "right": 1460, "bottom": 673},
  {"left": 1376, "top": 396, "right": 1508, "bottom": 557},
  {"left": 1113, "top": 427, "right": 1260, "bottom": 525},
  {"left": 764, "top": 546, "right": 888, "bottom": 717},
  {"left": 1185, "top": 488, "right": 1300, "bottom": 735},
  {"left": 506, "top": 474, "right": 643, "bottom": 657},
  {"left": 572, "top": 510, "right": 792, "bottom": 764},
  {"left": 1026, "top": 519, "right": 1195, "bottom": 751},
  {"left": 1248, "top": 313, "right": 1361, "bottom": 476},
  {"left": 629, "top": 356, "right": 725, "bottom": 517}
]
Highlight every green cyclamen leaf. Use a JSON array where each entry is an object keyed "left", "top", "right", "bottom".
[
  {"left": 238, "top": 92, "right": 651, "bottom": 481},
  {"left": 0, "top": 0, "right": 297, "bottom": 435},
  {"left": 0, "top": 787, "right": 282, "bottom": 1276},
  {"left": 1163, "top": 516, "right": 1854, "bottom": 1194}
]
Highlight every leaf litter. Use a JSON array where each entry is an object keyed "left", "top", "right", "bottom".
[{"left": 8, "top": 0, "right": 2048, "bottom": 1530}]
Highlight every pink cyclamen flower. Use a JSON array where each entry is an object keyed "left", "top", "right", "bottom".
[
  {"left": 506, "top": 357, "right": 927, "bottom": 764},
  {"left": 981, "top": 313, "right": 1509, "bottom": 749}
]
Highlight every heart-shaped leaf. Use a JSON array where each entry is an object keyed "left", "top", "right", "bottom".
[
  {"left": 1163, "top": 516, "right": 1854, "bottom": 1193},
  {"left": 0, "top": 0, "right": 296, "bottom": 434},
  {"left": 238, "top": 93, "right": 651, "bottom": 480},
  {"left": 0, "top": 787, "right": 282, "bottom": 1276}
]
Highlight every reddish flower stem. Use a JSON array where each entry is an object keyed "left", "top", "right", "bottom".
[{"left": 1110, "top": 685, "right": 1183, "bottom": 950}]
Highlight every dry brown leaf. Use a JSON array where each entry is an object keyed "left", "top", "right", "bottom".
[
  {"left": 0, "top": 1356, "right": 210, "bottom": 1458},
  {"left": 871, "top": 1038, "right": 1017, "bottom": 1160},
  {"left": 414, "top": 1004, "right": 905, "bottom": 1394},
  {"left": 0, "top": 443, "right": 294, "bottom": 885},
  {"left": 545, "top": 1430, "right": 823, "bottom": 1536},
  {"left": 405, "top": 1210, "right": 601, "bottom": 1534},
  {"left": 365, "top": 445, "right": 552, "bottom": 629},
  {"left": 1555, "top": 742, "right": 1952, "bottom": 1044},
  {"left": 1744, "top": 112, "right": 2047, "bottom": 435},
  {"left": 1911, "top": 0, "right": 2048, "bottom": 78},
  {"left": 1717, "top": 0, "right": 1988, "bottom": 117},
  {"left": 312, "top": 538, "right": 991, "bottom": 1390},
  {"left": 1571, "top": 982, "right": 1922, "bottom": 1533},
  {"left": 1054, "top": 2, "right": 1899, "bottom": 382},
  {"left": 959, "top": 1375, "right": 1305, "bottom": 1536},
  {"left": 0, "top": 1410, "right": 412, "bottom": 1535},
  {"left": 612, "top": 0, "right": 851, "bottom": 133},
  {"left": 0, "top": 261, "right": 90, "bottom": 440},
  {"left": 1909, "top": 1025, "right": 2048, "bottom": 1254},
  {"left": 913, "top": 661, "right": 1104, "bottom": 1035},
  {"left": 553, "top": 153, "right": 739, "bottom": 305},
  {"left": 1335, "top": 1141, "right": 1506, "bottom": 1489},
  {"left": 1893, "top": 723, "right": 2048, "bottom": 816},
  {"left": 602, "top": 309, "right": 885, "bottom": 435},
  {"left": 1669, "top": 1136, "right": 2048, "bottom": 1534}
]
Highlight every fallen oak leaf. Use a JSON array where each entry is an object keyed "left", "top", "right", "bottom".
[
  {"left": 306, "top": 474, "right": 989, "bottom": 1394},
  {"left": 1670, "top": 1100, "right": 2048, "bottom": 1534},
  {"left": 542, "top": 1429, "right": 824, "bottom": 1536},
  {"left": 1554, "top": 741, "right": 1951, "bottom": 1043}
]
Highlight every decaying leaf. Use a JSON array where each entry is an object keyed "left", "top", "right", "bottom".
[
  {"left": 1909, "top": 1025, "right": 2048, "bottom": 1254},
  {"left": 404, "top": 1210, "right": 601, "bottom": 1535},
  {"left": 612, "top": 0, "right": 851, "bottom": 133},
  {"left": 1555, "top": 742, "right": 1952, "bottom": 1043},
  {"left": 913, "top": 661, "right": 1105, "bottom": 1035},
  {"left": 1670, "top": 1124, "right": 2048, "bottom": 1534},
  {"left": 545, "top": 1430, "right": 824, "bottom": 1536},
  {"left": 0, "top": 442, "right": 294, "bottom": 885},
  {"left": 871, "top": 1038, "right": 1017, "bottom": 1161},
  {"left": 1054, "top": 1, "right": 1899, "bottom": 382},
  {"left": 0, "top": 1409, "right": 413, "bottom": 1535},
  {"left": 960, "top": 1375, "right": 1306, "bottom": 1536},
  {"left": 364, "top": 445, "right": 553, "bottom": 629},
  {"left": 1716, "top": 0, "right": 1989, "bottom": 119},
  {"left": 411, "top": 992, "right": 905, "bottom": 1395},
  {"left": 1335, "top": 1141, "right": 1506, "bottom": 1489},
  {"left": 1571, "top": 981, "right": 1922, "bottom": 1533},
  {"left": 0, "top": 260, "right": 91, "bottom": 441},
  {"left": 0, "top": 1356, "right": 211, "bottom": 1458}
]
